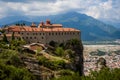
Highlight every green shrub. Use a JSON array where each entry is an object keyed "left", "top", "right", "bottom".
[
  {"left": 37, "top": 56, "right": 48, "bottom": 65},
  {"left": 8, "top": 54, "right": 23, "bottom": 67},
  {"left": 37, "top": 56, "right": 66, "bottom": 70},
  {"left": 0, "top": 63, "right": 35, "bottom": 80},
  {"left": 0, "top": 50, "right": 18, "bottom": 60},
  {"left": 59, "top": 70, "right": 74, "bottom": 76},
  {"left": 49, "top": 41, "right": 58, "bottom": 47},
  {"left": 52, "top": 73, "right": 81, "bottom": 80},
  {"left": 52, "top": 68, "right": 120, "bottom": 80},
  {"left": 47, "top": 60, "right": 65, "bottom": 70},
  {"left": 54, "top": 47, "right": 64, "bottom": 56},
  {"left": 0, "top": 50, "right": 23, "bottom": 67},
  {"left": 64, "top": 49, "right": 75, "bottom": 60}
]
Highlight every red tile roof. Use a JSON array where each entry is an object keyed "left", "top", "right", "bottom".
[
  {"left": 39, "top": 23, "right": 62, "bottom": 28},
  {"left": 23, "top": 43, "right": 45, "bottom": 51},
  {"left": 5, "top": 26, "right": 80, "bottom": 32},
  {"left": 38, "top": 20, "right": 62, "bottom": 28}
]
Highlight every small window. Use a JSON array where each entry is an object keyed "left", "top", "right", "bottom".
[
  {"left": 42, "top": 37, "right": 44, "bottom": 39},
  {"left": 34, "top": 37, "right": 36, "bottom": 39},
  {"left": 21, "top": 33, "right": 24, "bottom": 35},
  {"left": 36, "top": 33, "right": 37, "bottom": 35},
  {"left": 43, "top": 33, "right": 44, "bottom": 35},
  {"left": 59, "top": 32, "right": 60, "bottom": 35},
  {"left": 18, "top": 32, "right": 20, "bottom": 34},
  {"left": 49, "top": 33, "right": 51, "bottom": 35},
  {"left": 27, "top": 33, "right": 29, "bottom": 35},
  {"left": 22, "top": 37, "right": 24, "bottom": 39},
  {"left": 40, "top": 33, "right": 41, "bottom": 35},
  {"left": 56, "top": 32, "right": 57, "bottom": 35},
  {"left": 30, "top": 37, "right": 32, "bottom": 39}
]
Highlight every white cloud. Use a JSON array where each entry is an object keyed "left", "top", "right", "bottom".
[
  {"left": 0, "top": 0, "right": 119, "bottom": 22},
  {"left": 81, "top": 0, "right": 120, "bottom": 21}
]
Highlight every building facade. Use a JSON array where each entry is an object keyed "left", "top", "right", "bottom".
[{"left": 1, "top": 20, "right": 80, "bottom": 44}]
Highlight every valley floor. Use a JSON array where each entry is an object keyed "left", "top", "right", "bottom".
[{"left": 83, "top": 45, "right": 120, "bottom": 75}]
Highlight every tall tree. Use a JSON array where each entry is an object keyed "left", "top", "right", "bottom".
[
  {"left": 2, "top": 33, "right": 8, "bottom": 43},
  {"left": 12, "top": 32, "right": 15, "bottom": 40}
]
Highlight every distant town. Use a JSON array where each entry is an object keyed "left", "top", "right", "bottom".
[{"left": 84, "top": 45, "right": 120, "bottom": 75}]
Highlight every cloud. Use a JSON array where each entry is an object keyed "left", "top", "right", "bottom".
[
  {"left": 84, "top": 0, "right": 120, "bottom": 21},
  {"left": 0, "top": 0, "right": 57, "bottom": 3},
  {"left": 0, "top": 0, "right": 119, "bottom": 22}
]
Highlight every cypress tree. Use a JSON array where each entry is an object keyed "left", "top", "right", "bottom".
[
  {"left": 3, "top": 33, "right": 8, "bottom": 43},
  {"left": 12, "top": 32, "right": 15, "bottom": 40}
]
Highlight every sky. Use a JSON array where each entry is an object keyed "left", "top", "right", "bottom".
[{"left": 0, "top": 0, "right": 119, "bottom": 22}]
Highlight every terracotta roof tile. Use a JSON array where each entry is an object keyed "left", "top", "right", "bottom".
[
  {"left": 39, "top": 24, "right": 62, "bottom": 28},
  {"left": 5, "top": 26, "right": 80, "bottom": 32}
]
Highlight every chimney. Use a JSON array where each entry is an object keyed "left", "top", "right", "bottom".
[
  {"left": 41, "top": 22, "right": 44, "bottom": 26},
  {"left": 38, "top": 22, "right": 44, "bottom": 28},
  {"left": 31, "top": 22, "right": 37, "bottom": 27},
  {"left": 46, "top": 19, "right": 51, "bottom": 25}
]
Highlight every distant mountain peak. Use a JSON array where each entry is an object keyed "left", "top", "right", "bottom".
[{"left": 0, "top": 11, "right": 119, "bottom": 41}]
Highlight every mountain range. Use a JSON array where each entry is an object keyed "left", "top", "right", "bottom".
[{"left": 0, "top": 12, "right": 120, "bottom": 41}]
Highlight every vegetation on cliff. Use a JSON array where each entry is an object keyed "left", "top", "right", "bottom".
[
  {"left": 0, "top": 50, "right": 35, "bottom": 80},
  {"left": 52, "top": 68, "right": 120, "bottom": 80},
  {"left": 0, "top": 33, "right": 84, "bottom": 80},
  {"left": 0, "top": 34, "right": 120, "bottom": 80}
]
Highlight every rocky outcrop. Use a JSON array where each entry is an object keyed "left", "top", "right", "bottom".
[
  {"left": 21, "top": 56, "right": 54, "bottom": 80},
  {"left": 19, "top": 39, "right": 84, "bottom": 80},
  {"left": 21, "top": 56, "right": 41, "bottom": 80},
  {"left": 65, "top": 39, "right": 84, "bottom": 76}
]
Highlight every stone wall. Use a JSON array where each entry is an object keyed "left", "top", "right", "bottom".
[{"left": 6, "top": 31, "right": 80, "bottom": 44}]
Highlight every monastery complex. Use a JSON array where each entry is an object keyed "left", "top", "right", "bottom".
[{"left": 0, "top": 20, "right": 80, "bottom": 44}]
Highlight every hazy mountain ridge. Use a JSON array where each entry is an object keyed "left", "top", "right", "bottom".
[
  {"left": 102, "top": 20, "right": 120, "bottom": 29},
  {"left": 0, "top": 12, "right": 120, "bottom": 41}
]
